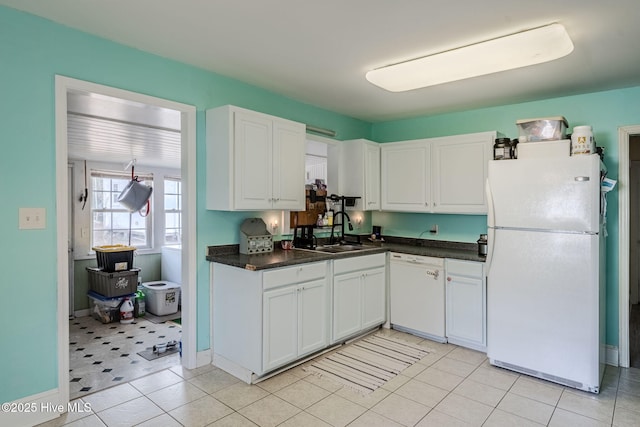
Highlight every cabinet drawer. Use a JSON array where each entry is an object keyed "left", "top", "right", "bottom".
[
  {"left": 334, "top": 253, "right": 385, "bottom": 275},
  {"left": 263, "top": 261, "right": 327, "bottom": 289},
  {"left": 445, "top": 259, "right": 484, "bottom": 278}
]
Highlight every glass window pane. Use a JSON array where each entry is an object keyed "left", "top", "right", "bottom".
[
  {"left": 129, "top": 230, "right": 147, "bottom": 247},
  {"left": 165, "top": 229, "right": 181, "bottom": 244},
  {"left": 111, "top": 178, "right": 130, "bottom": 193},
  {"left": 92, "top": 177, "right": 108, "bottom": 191},
  {"left": 112, "top": 212, "right": 131, "bottom": 229},
  {"left": 163, "top": 178, "right": 182, "bottom": 245},
  {"left": 164, "top": 194, "right": 179, "bottom": 210},
  {"left": 111, "top": 229, "right": 129, "bottom": 246},
  {"left": 91, "top": 172, "right": 152, "bottom": 249},
  {"left": 93, "top": 230, "right": 110, "bottom": 247},
  {"left": 93, "top": 211, "right": 110, "bottom": 230},
  {"left": 92, "top": 191, "right": 110, "bottom": 209},
  {"left": 165, "top": 180, "right": 178, "bottom": 193},
  {"left": 165, "top": 212, "right": 180, "bottom": 228}
]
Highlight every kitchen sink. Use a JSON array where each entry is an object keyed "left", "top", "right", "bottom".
[{"left": 314, "top": 244, "right": 369, "bottom": 253}]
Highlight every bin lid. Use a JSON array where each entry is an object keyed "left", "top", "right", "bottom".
[{"left": 142, "top": 281, "right": 180, "bottom": 291}]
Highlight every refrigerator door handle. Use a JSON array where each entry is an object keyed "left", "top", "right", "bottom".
[
  {"left": 486, "top": 178, "right": 495, "bottom": 228},
  {"left": 485, "top": 178, "right": 496, "bottom": 275},
  {"left": 486, "top": 227, "right": 495, "bottom": 276}
]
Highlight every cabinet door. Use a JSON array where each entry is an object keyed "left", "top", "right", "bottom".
[
  {"left": 234, "top": 111, "right": 273, "bottom": 210},
  {"left": 361, "top": 267, "right": 386, "bottom": 329},
  {"left": 298, "top": 279, "right": 328, "bottom": 356},
  {"left": 381, "top": 140, "right": 430, "bottom": 212},
  {"left": 364, "top": 143, "right": 381, "bottom": 210},
  {"left": 446, "top": 269, "right": 486, "bottom": 349},
  {"left": 263, "top": 285, "right": 298, "bottom": 371},
  {"left": 272, "top": 119, "right": 305, "bottom": 210},
  {"left": 333, "top": 271, "right": 362, "bottom": 342},
  {"left": 432, "top": 132, "right": 493, "bottom": 214}
]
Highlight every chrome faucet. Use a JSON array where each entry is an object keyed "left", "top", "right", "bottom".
[{"left": 329, "top": 210, "right": 354, "bottom": 244}]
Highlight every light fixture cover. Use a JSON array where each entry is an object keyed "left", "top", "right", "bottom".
[{"left": 366, "top": 23, "right": 574, "bottom": 92}]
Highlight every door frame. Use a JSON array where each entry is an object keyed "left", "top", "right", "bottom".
[
  {"left": 618, "top": 125, "right": 640, "bottom": 368},
  {"left": 55, "top": 76, "right": 198, "bottom": 406}
]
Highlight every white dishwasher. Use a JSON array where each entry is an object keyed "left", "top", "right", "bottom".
[{"left": 389, "top": 252, "right": 446, "bottom": 342}]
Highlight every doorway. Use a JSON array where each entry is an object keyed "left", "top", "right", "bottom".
[
  {"left": 618, "top": 125, "right": 640, "bottom": 368},
  {"left": 629, "top": 136, "right": 640, "bottom": 367},
  {"left": 55, "top": 76, "right": 197, "bottom": 406}
]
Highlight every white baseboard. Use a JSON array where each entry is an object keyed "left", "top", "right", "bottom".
[
  {"left": 73, "top": 309, "right": 91, "bottom": 318},
  {"left": 606, "top": 345, "right": 619, "bottom": 366},
  {"left": 213, "top": 353, "right": 253, "bottom": 384},
  {"left": 196, "top": 349, "right": 212, "bottom": 368}
]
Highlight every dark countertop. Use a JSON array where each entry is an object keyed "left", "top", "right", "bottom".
[{"left": 207, "top": 236, "right": 485, "bottom": 271}]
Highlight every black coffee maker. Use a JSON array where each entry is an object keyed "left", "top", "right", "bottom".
[{"left": 293, "top": 225, "right": 317, "bottom": 249}]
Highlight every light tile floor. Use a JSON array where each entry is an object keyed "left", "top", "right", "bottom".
[
  {"left": 69, "top": 315, "right": 182, "bottom": 400},
  {"left": 41, "top": 328, "right": 640, "bottom": 426}
]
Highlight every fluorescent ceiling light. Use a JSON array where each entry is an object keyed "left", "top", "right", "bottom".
[{"left": 366, "top": 23, "right": 574, "bottom": 92}]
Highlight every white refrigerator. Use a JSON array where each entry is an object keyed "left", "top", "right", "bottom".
[{"left": 486, "top": 153, "right": 606, "bottom": 393}]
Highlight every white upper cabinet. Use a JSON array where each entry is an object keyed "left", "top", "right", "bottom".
[
  {"left": 206, "top": 105, "right": 305, "bottom": 210},
  {"left": 381, "top": 131, "right": 495, "bottom": 214},
  {"left": 381, "top": 139, "right": 431, "bottom": 212},
  {"left": 341, "top": 139, "right": 381, "bottom": 210},
  {"left": 431, "top": 132, "right": 494, "bottom": 214}
]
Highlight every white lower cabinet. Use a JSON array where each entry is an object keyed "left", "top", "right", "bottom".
[
  {"left": 445, "top": 259, "right": 486, "bottom": 351},
  {"left": 332, "top": 253, "right": 386, "bottom": 343},
  {"left": 263, "top": 278, "right": 328, "bottom": 372},
  {"left": 212, "top": 261, "right": 328, "bottom": 382}
]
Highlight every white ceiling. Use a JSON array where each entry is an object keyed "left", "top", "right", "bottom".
[
  {"left": 3, "top": 0, "right": 640, "bottom": 123},
  {"left": 66, "top": 90, "right": 182, "bottom": 169}
]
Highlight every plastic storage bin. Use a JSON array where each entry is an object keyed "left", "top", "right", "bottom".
[
  {"left": 92, "top": 245, "right": 136, "bottom": 272},
  {"left": 87, "top": 267, "right": 140, "bottom": 297},
  {"left": 141, "top": 281, "right": 180, "bottom": 316},
  {"left": 516, "top": 116, "right": 568, "bottom": 142},
  {"left": 87, "top": 291, "right": 135, "bottom": 324}
]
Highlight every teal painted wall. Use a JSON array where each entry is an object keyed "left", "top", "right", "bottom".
[
  {"left": 372, "top": 87, "right": 640, "bottom": 349},
  {"left": 0, "top": 6, "right": 369, "bottom": 403}
]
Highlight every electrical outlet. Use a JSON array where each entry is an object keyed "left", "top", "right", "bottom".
[
  {"left": 19, "top": 207, "right": 46, "bottom": 230},
  {"left": 430, "top": 224, "right": 439, "bottom": 234}
]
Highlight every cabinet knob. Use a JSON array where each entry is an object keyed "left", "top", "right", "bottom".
[{"left": 447, "top": 277, "right": 452, "bottom": 282}]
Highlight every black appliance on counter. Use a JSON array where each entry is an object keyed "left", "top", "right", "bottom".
[{"left": 293, "top": 225, "right": 317, "bottom": 249}]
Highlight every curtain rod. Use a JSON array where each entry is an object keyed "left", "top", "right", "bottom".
[{"left": 306, "top": 124, "right": 336, "bottom": 138}]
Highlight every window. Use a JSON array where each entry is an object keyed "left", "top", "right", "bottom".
[
  {"left": 164, "top": 177, "right": 182, "bottom": 244},
  {"left": 91, "top": 170, "right": 153, "bottom": 248}
]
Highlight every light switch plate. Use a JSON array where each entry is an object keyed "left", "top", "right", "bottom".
[{"left": 19, "top": 207, "right": 46, "bottom": 230}]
